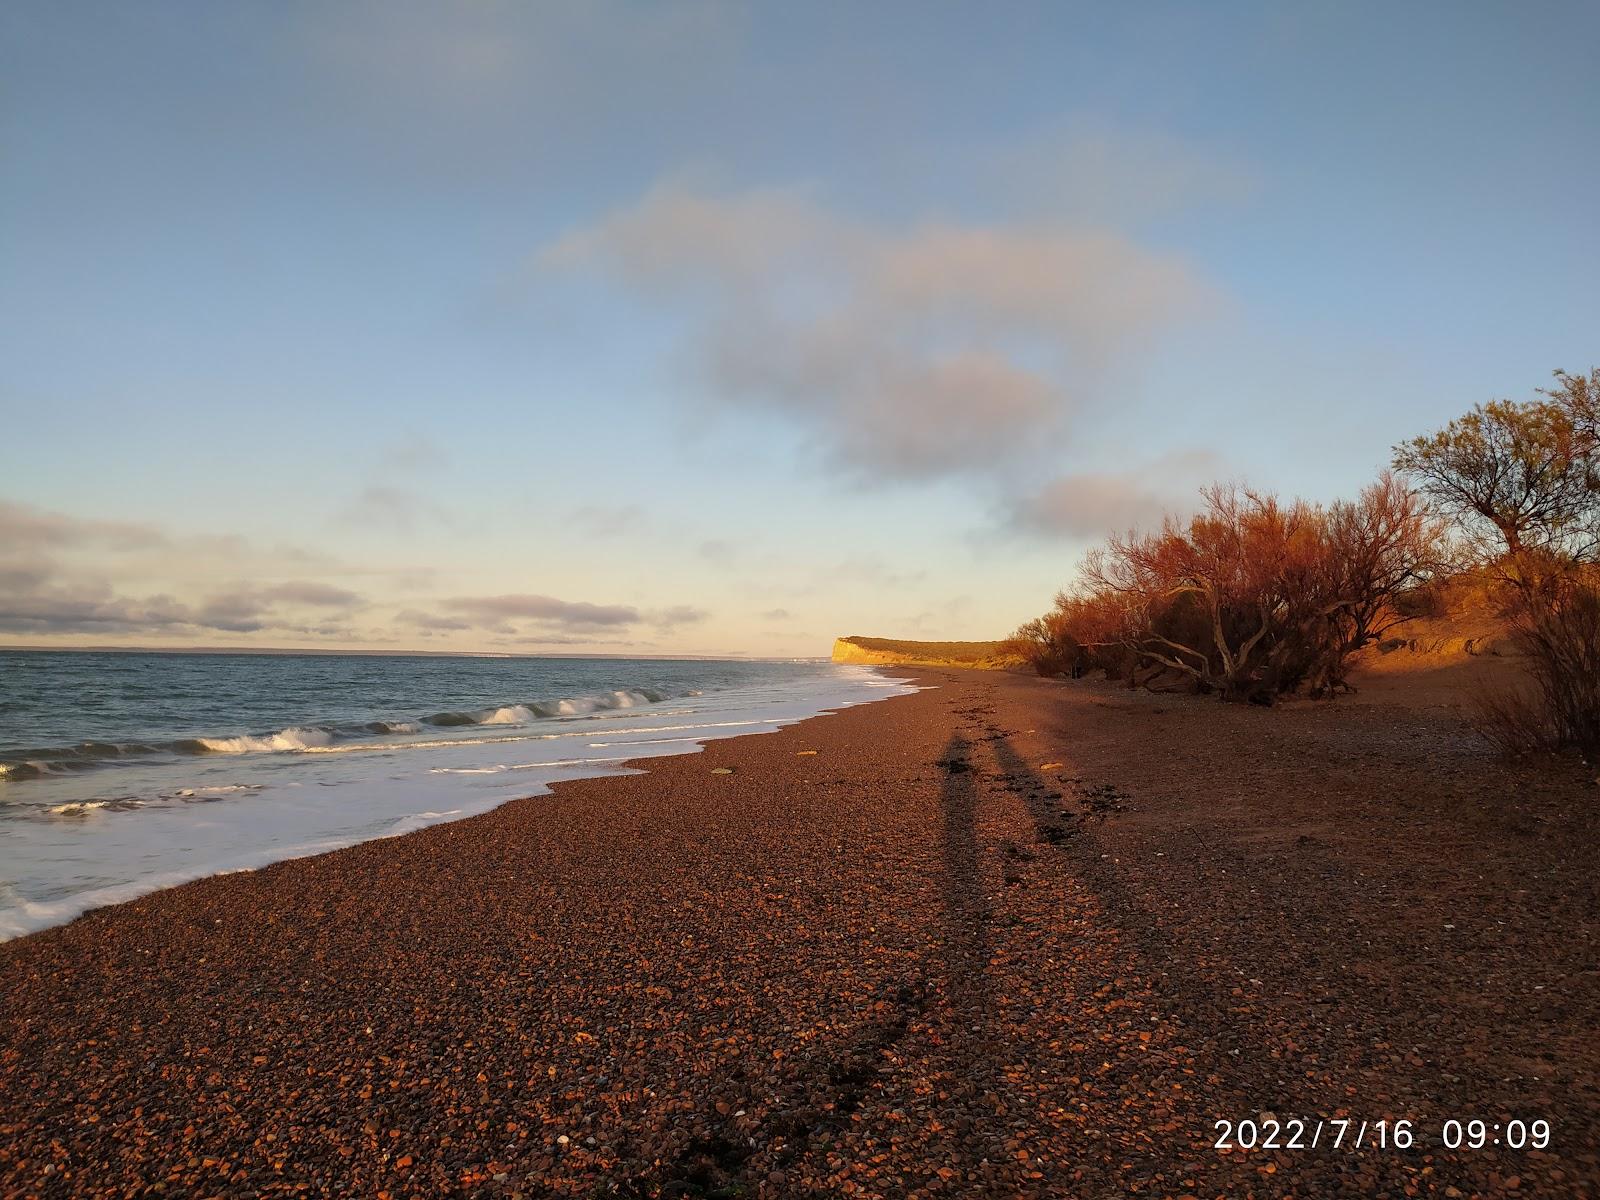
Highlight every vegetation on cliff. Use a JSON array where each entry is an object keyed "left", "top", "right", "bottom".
[{"left": 832, "top": 637, "right": 1021, "bottom": 670}]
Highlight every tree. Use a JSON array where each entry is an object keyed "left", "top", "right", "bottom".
[
  {"left": 1392, "top": 370, "right": 1599, "bottom": 565},
  {"left": 1318, "top": 472, "right": 1444, "bottom": 686},
  {"left": 1398, "top": 369, "right": 1600, "bottom": 760}
]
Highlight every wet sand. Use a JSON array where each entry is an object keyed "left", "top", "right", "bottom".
[{"left": 2, "top": 668, "right": 1597, "bottom": 1198}]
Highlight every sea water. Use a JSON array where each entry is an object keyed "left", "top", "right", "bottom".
[{"left": 0, "top": 651, "right": 913, "bottom": 940}]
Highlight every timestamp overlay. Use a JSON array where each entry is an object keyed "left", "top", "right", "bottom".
[
  {"left": 1213, "top": 1116, "right": 1552, "bottom": 1153},
  {"left": 1192, "top": 1108, "right": 1594, "bottom": 1197}
]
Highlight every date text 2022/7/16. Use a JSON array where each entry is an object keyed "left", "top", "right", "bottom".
[{"left": 1214, "top": 1117, "right": 1552, "bottom": 1152}]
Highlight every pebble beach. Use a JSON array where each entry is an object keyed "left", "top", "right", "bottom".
[{"left": 3, "top": 668, "right": 1597, "bottom": 1198}]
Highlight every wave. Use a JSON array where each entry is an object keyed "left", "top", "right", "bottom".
[
  {"left": 195, "top": 726, "right": 335, "bottom": 754},
  {"left": 0, "top": 741, "right": 164, "bottom": 780},
  {"left": 424, "top": 689, "right": 664, "bottom": 728},
  {"left": 481, "top": 704, "right": 537, "bottom": 725},
  {"left": 385, "top": 809, "right": 465, "bottom": 837},
  {"left": 42, "top": 783, "right": 268, "bottom": 818},
  {"left": 364, "top": 720, "right": 421, "bottom": 735},
  {"left": 1, "top": 687, "right": 671, "bottom": 780},
  {"left": 47, "top": 799, "right": 113, "bottom": 815},
  {"left": 0, "top": 761, "right": 55, "bottom": 781}
]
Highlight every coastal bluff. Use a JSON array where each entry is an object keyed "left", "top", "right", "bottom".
[{"left": 831, "top": 636, "right": 1021, "bottom": 670}]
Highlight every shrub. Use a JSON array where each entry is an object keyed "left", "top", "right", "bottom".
[
  {"left": 1472, "top": 685, "right": 1560, "bottom": 758},
  {"left": 1002, "top": 614, "right": 1081, "bottom": 677},
  {"left": 1074, "top": 475, "right": 1439, "bottom": 702},
  {"left": 1509, "top": 566, "right": 1600, "bottom": 760}
]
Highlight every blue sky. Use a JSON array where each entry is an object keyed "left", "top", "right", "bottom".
[{"left": 2, "top": 1, "right": 1596, "bottom": 654}]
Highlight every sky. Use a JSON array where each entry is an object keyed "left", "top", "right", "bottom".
[{"left": 2, "top": 1, "right": 1597, "bottom": 656}]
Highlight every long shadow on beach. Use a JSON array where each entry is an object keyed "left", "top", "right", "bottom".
[{"left": 936, "top": 732, "right": 993, "bottom": 1009}]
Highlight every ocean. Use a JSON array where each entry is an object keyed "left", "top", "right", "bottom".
[{"left": 0, "top": 650, "right": 913, "bottom": 940}]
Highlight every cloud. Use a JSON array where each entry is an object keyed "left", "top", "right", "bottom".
[
  {"left": 395, "top": 609, "right": 473, "bottom": 633},
  {"left": 0, "top": 500, "right": 384, "bottom": 640},
  {"left": 0, "top": 582, "right": 343, "bottom": 637},
  {"left": 400, "top": 593, "right": 709, "bottom": 640},
  {"left": 698, "top": 539, "right": 738, "bottom": 564},
  {"left": 0, "top": 581, "right": 194, "bottom": 636},
  {"left": 760, "top": 608, "right": 792, "bottom": 621},
  {"left": 0, "top": 500, "right": 168, "bottom": 550},
  {"left": 260, "top": 581, "right": 366, "bottom": 608},
  {"left": 337, "top": 435, "right": 455, "bottom": 534},
  {"left": 0, "top": 499, "right": 717, "bottom": 647},
  {"left": 0, "top": 570, "right": 373, "bottom": 637},
  {"left": 649, "top": 605, "right": 709, "bottom": 629},
  {"left": 0, "top": 558, "right": 54, "bottom": 592},
  {"left": 441, "top": 593, "right": 640, "bottom": 631},
  {"left": 543, "top": 183, "right": 1215, "bottom": 478},
  {"left": 1006, "top": 452, "right": 1222, "bottom": 539}
]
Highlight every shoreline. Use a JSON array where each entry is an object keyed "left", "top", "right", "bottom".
[
  {"left": 0, "top": 663, "right": 910, "bottom": 942},
  {"left": 3, "top": 667, "right": 1597, "bottom": 1197}
]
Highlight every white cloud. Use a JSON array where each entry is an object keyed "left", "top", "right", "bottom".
[
  {"left": 1006, "top": 451, "right": 1222, "bottom": 539},
  {"left": 440, "top": 593, "right": 639, "bottom": 630},
  {"left": 0, "top": 500, "right": 381, "bottom": 640},
  {"left": 650, "top": 604, "right": 709, "bottom": 629},
  {"left": 0, "top": 499, "right": 167, "bottom": 550},
  {"left": 543, "top": 183, "right": 1216, "bottom": 478}
]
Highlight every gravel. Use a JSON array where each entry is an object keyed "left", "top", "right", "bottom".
[{"left": 2, "top": 668, "right": 1596, "bottom": 1197}]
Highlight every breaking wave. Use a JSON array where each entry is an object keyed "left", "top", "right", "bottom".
[
  {"left": 424, "top": 689, "right": 662, "bottom": 728},
  {"left": 196, "top": 727, "right": 336, "bottom": 754},
  {"left": 47, "top": 800, "right": 114, "bottom": 816},
  {"left": 1, "top": 687, "right": 670, "bottom": 780}
]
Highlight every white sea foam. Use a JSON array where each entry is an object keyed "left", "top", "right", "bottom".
[
  {"left": 47, "top": 800, "right": 111, "bottom": 816},
  {"left": 296, "top": 719, "right": 772, "bottom": 757},
  {"left": 0, "top": 839, "right": 356, "bottom": 941},
  {"left": 585, "top": 735, "right": 720, "bottom": 749},
  {"left": 1, "top": 759, "right": 67, "bottom": 779},
  {"left": 303, "top": 732, "right": 557, "bottom": 755},
  {"left": 197, "top": 727, "right": 335, "bottom": 754},
  {"left": 428, "top": 754, "right": 634, "bottom": 775},
  {"left": 479, "top": 690, "right": 656, "bottom": 723},
  {"left": 481, "top": 705, "right": 537, "bottom": 725},
  {"left": 386, "top": 810, "right": 465, "bottom": 836}
]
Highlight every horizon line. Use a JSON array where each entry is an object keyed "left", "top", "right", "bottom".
[{"left": 0, "top": 643, "right": 829, "bottom": 662}]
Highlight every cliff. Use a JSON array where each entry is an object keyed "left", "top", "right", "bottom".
[{"left": 831, "top": 636, "right": 1022, "bottom": 671}]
